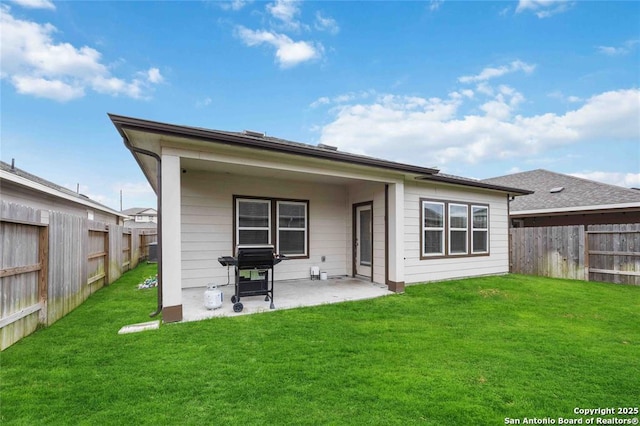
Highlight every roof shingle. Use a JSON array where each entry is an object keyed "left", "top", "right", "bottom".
[{"left": 482, "top": 169, "right": 640, "bottom": 212}]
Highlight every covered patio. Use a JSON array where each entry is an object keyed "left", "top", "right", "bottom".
[{"left": 181, "top": 276, "right": 393, "bottom": 322}]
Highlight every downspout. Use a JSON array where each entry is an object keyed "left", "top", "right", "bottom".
[{"left": 122, "top": 136, "right": 163, "bottom": 318}]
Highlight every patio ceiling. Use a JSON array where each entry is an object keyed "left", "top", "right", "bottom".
[{"left": 180, "top": 157, "right": 378, "bottom": 186}]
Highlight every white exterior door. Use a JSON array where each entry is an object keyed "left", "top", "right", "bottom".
[{"left": 355, "top": 203, "right": 372, "bottom": 279}]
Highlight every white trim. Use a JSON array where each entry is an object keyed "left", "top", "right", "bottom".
[
  {"left": 471, "top": 205, "right": 489, "bottom": 254},
  {"left": 0, "top": 170, "right": 126, "bottom": 217},
  {"left": 236, "top": 198, "right": 271, "bottom": 246},
  {"left": 276, "top": 200, "right": 308, "bottom": 257},
  {"left": 448, "top": 203, "right": 468, "bottom": 255},
  {"left": 422, "top": 200, "right": 445, "bottom": 257}
]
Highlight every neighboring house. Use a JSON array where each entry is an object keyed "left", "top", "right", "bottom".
[
  {"left": 0, "top": 160, "right": 125, "bottom": 224},
  {"left": 482, "top": 169, "right": 640, "bottom": 227},
  {"left": 110, "top": 114, "right": 531, "bottom": 322},
  {"left": 122, "top": 207, "right": 158, "bottom": 229}
]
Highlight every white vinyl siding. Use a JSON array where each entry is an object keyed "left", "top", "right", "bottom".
[
  {"left": 405, "top": 181, "right": 509, "bottom": 284},
  {"left": 181, "top": 171, "right": 347, "bottom": 288}
]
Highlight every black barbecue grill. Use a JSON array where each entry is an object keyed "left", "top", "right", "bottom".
[{"left": 217, "top": 245, "right": 285, "bottom": 313}]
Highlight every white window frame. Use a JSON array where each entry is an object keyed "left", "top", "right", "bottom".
[
  {"left": 448, "top": 203, "right": 469, "bottom": 255},
  {"left": 471, "top": 205, "right": 489, "bottom": 254},
  {"left": 422, "top": 201, "right": 445, "bottom": 257},
  {"left": 276, "top": 201, "right": 308, "bottom": 257},
  {"left": 236, "top": 198, "right": 271, "bottom": 246}
]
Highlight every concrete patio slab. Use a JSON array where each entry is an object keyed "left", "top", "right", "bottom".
[{"left": 180, "top": 276, "right": 393, "bottom": 322}]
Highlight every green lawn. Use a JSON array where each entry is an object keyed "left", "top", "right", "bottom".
[{"left": 2, "top": 264, "right": 639, "bottom": 425}]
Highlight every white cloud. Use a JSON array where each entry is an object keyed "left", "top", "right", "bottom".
[
  {"left": 515, "top": 0, "right": 574, "bottom": 18},
  {"left": 9, "top": 0, "right": 55, "bottom": 10},
  {"left": 570, "top": 172, "right": 640, "bottom": 189},
  {"left": 267, "top": 0, "right": 303, "bottom": 31},
  {"left": 309, "top": 96, "right": 330, "bottom": 108},
  {"left": 429, "top": 0, "right": 443, "bottom": 12},
  {"left": 218, "top": 0, "right": 250, "bottom": 11},
  {"left": 0, "top": 6, "right": 163, "bottom": 101},
  {"left": 459, "top": 60, "right": 535, "bottom": 84},
  {"left": 309, "top": 90, "right": 376, "bottom": 108},
  {"left": 548, "top": 91, "right": 582, "bottom": 103},
  {"left": 314, "top": 12, "right": 339, "bottom": 35},
  {"left": 11, "top": 75, "right": 84, "bottom": 101},
  {"left": 235, "top": 26, "right": 322, "bottom": 68},
  {"left": 316, "top": 88, "right": 640, "bottom": 168},
  {"left": 596, "top": 39, "right": 639, "bottom": 56},
  {"left": 196, "top": 97, "right": 212, "bottom": 108},
  {"left": 146, "top": 67, "right": 164, "bottom": 84}
]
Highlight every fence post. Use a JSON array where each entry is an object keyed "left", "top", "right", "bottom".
[
  {"left": 38, "top": 225, "right": 49, "bottom": 325},
  {"left": 103, "top": 228, "right": 110, "bottom": 285},
  {"left": 583, "top": 225, "right": 590, "bottom": 281}
]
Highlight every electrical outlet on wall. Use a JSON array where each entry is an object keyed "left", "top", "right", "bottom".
[{"left": 321, "top": 256, "right": 326, "bottom": 262}]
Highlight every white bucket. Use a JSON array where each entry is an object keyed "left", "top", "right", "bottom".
[
  {"left": 204, "top": 285, "right": 223, "bottom": 310},
  {"left": 320, "top": 271, "right": 328, "bottom": 280}
]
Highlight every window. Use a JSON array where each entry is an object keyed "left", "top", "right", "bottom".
[
  {"left": 277, "top": 201, "right": 307, "bottom": 256},
  {"left": 422, "top": 201, "right": 445, "bottom": 256},
  {"left": 449, "top": 204, "right": 468, "bottom": 255},
  {"left": 237, "top": 199, "right": 271, "bottom": 245},
  {"left": 420, "top": 199, "right": 489, "bottom": 258},
  {"left": 472, "top": 205, "right": 488, "bottom": 253},
  {"left": 235, "top": 197, "right": 308, "bottom": 257}
]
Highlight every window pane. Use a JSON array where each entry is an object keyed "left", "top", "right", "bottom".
[
  {"left": 424, "top": 230, "right": 443, "bottom": 254},
  {"left": 473, "top": 230, "right": 488, "bottom": 252},
  {"left": 450, "top": 204, "right": 468, "bottom": 229},
  {"left": 239, "top": 201, "right": 269, "bottom": 227},
  {"left": 359, "top": 209, "right": 372, "bottom": 264},
  {"left": 450, "top": 230, "right": 467, "bottom": 254},
  {"left": 239, "top": 229, "right": 269, "bottom": 245},
  {"left": 424, "top": 203, "right": 443, "bottom": 227},
  {"left": 279, "top": 203, "right": 305, "bottom": 228},
  {"left": 279, "top": 230, "right": 305, "bottom": 255},
  {"left": 473, "top": 206, "right": 488, "bottom": 229}
]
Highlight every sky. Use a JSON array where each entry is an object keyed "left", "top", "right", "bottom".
[{"left": 1, "top": 0, "right": 639, "bottom": 211}]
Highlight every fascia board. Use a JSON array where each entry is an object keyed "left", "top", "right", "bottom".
[{"left": 511, "top": 202, "right": 640, "bottom": 216}]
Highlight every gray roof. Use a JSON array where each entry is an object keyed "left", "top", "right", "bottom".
[
  {"left": 0, "top": 160, "right": 125, "bottom": 216},
  {"left": 121, "top": 207, "right": 157, "bottom": 216},
  {"left": 109, "top": 114, "right": 532, "bottom": 196},
  {"left": 482, "top": 169, "right": 640, "bottom": 213}
]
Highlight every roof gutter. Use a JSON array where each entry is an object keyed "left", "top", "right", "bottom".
[
  {"left": 416, "top": 174, "right": 534, "bottom": 196},
  {"left": 121, "top": 135, "right": 163, "bottom": 318}
]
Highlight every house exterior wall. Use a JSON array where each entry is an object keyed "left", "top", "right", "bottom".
[
  {"left": 0, "top": 181, "right": 120, "bottom": 224},
  {"left": 403, "top": 180, "right": 510, "bottom": 284},
  {"left": 180, "top": 170, "right": 349, "bottom": 288},
  {"left": 179, "top": 172, "right": 512, "bottom": 289}
]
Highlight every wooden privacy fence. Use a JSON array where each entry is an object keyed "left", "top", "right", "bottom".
[
  {"left": 510, "top": 223, "right": 640, "bottom": 285},
  {"left": 0, "top": 201, "right": 157, "bottom": 350}
]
